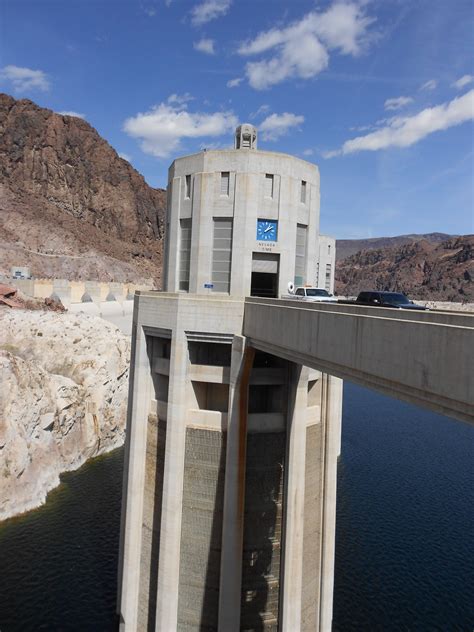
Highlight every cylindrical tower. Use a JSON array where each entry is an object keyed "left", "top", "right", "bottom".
[{"left": 163, "top": 134, "right": 320, "bottom": 297}]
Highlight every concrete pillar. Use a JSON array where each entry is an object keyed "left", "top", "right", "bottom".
[
  {"left": 280, "top": 364, "right": 308, "bottom": 629},
  {"left": 117, "top": 324, "right": 154, "bottom": 631},
  {"left": 319, "top": 374, "right": 343, "bottom": 631},
  {"left": 52, "top": 279, "right": 71, "bottom": 305},
  {"left": 218, "top": 338, "right": 255, "bottom": 631},
  {"left": 154, "top": 331, "right": 189, "bottom": 631}
]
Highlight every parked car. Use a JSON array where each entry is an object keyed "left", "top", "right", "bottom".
[{"left": 353, "top": 291, "right": 427, "bottom": 310}]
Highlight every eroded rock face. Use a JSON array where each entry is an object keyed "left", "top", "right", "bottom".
[
  {"left": 0, "top": 93, "right": 166, "bottom": 284},
  {"left": 335, "top": 236, "right": 474, "bottom": 301},
  {"left": 0, "top": 308, "right": 130, "bottom": 520}
]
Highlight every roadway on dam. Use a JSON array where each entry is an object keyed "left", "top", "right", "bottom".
[{"left": 243, "top": 298, "right": 474, "bottom": 424}]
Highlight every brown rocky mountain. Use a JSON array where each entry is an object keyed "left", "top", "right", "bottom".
[
  {"left": 335, "top": 235, "right": 474, "bottom": 301},
  {"left": 335, "top": 232, "right": 454, "bottom": 261},
  {"left": 0, "top": 93, "right": 166, "bottom": 283}
]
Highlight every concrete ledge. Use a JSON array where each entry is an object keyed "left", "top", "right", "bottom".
[
  {"left": 187, "top": 409, "right": 228, "bottom": 430},
  {"left": 188, "top": 365, "right": 230, "bottom": 383}
]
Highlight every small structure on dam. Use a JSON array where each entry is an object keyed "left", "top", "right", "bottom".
[{"left": 117, "top": 125, "right": 342, "bottom": 631}]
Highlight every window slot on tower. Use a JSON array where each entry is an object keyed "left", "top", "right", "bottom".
[
  {"left": 179, "top": 218, "right": 192, "bottom": 291},
  {"left": 264, "top": 174, "right": 274, "bottom": 198},
  {"left": 185, "top": 174, "right": 191, "bottom": 199},
  {"left": 220, "top": 171, "right": 230, "bottom": 196},
  {"left": 301, "top": 180, "right": 307, "bottom": 204},
  {"left": 294, "top": 224, "right": 307, "bottom": 286},
  {"left": 212, "top": 218, "right": 233, "bottom": 293},
  {"left": 325, "top": 263, "right": 332, "bottom": 291}
]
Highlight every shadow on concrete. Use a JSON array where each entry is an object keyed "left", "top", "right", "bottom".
[{"left": 199, "top": 434, "right": 227, "bottom": 631}]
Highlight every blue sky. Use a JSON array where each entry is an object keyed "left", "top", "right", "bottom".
[{"left": 1, "top": 0, "right": 473, "bottom": 239}]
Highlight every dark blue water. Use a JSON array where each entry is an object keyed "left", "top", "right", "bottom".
[{"left": 0, "top": 383, "right": 472, "bottom": 630}]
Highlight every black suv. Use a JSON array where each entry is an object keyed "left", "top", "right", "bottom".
[{"left": 356, "top": 291, "right": 427, "bottom": 310}]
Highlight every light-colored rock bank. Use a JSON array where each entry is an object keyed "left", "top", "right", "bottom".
[{"left": 0, "top": 308, "right": 130, "bottom": 520}]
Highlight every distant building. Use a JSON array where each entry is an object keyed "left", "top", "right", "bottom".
[
  {"left": 315, "top": 235, "right": 336, "bottom": 293},
  {"left": 10, "top": 266, "right": 31, "bottom": 280}
]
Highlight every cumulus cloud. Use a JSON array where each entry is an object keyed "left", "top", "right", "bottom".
[
  {"left": 237, "top": 2, "right": 375, "bottom": 90},
  {"left": 303, "top": 148, "right": 314, "bottom": 156},
  {"left": 325, "top": 90, "right": 474, "bottom": 157},
  {"left": 384, "top": 96, "right": 413, "bottom": 111},
  {"left": 420, "top": 79, "right": 437, "bottom": 91},
  {"left": 259, "top": 112, "right": 304, "bottom": 141},
  {"left": 194, "top": 38, "right": 215, "bottom": 54},
  {"left": 0, "top": 65, "right": 50, "bottom": 92},
  {"left": 123, "top": 99, "right": 238, "bottom": 158},
  {"left": 452, "top": 74, "right": 473, "bottom": 90},
  {"left": 191, "top": 0, "right": 231, "bottom": 26},
  {"left": 227, "top": 77, "right": 243, "bottom": 88},
  {"left": 57, "top": 110, "right": 86, "bottom": 119}
]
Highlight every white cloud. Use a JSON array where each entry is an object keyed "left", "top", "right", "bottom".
[
  {"left": 0, "top": 65, "right": 50, "bottom": 92},
  {"left": 237, "top": 2, "right": 375, "bottom": 90},
  {"left": 123, "top": 99, "right": 238, "bottom": 158},
  {"left": 259, "top": 112, "right": 304, "bottom": 141},
  {"left": 191, "top": 0, "right": 231, "bottom": 26},
  {"left": 420, "top": 79, "right": 437, "bottom": 91},
  {"left": 227, "top": 77, "right": 243, "bottom": 88},
  {"left": 57, "top": 110, "right": 86, "bottom": 119},
  {"left": 452, "top": 74, "right": 474, "bottom": 90},
  {"left": 118, "top": 152, "right": 131, "bottom": 161},
  {"left": 193, "top": 38, "right": 215, "bottom": 54},
  {"left": 303, "top": 148, "right": 314, "bottom": 156},
  {"left": 325, "top": 89, "right": 474, "bottom": 157},
  {"left": 384, "top": 96, "right": 413, "bottom": 111},
  {"left": 167, "top": 93, "right": 194, "bottom": 106},
  {"left": 250, "top": 104, "right": 270, "bottom": 119}
]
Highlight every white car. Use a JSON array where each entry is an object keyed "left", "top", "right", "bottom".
[{"left": 286, "top": 287, "right": 338, "bottom": 303}]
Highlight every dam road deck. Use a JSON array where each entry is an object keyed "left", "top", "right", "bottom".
[{"left": 243, "top": 297, "right": 474, "bottom": 425}]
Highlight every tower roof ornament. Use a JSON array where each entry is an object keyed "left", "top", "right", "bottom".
[{"left": 235, "top": 123, "right": 257, "bottom": 150}]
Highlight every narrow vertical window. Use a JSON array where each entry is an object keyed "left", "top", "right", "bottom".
[
  {"left": 220, "top": 171, "right": 230, "bottom": 196},
  {"left": 300, "top": 180, "right": 307, "bottom": 204},
  {"left": 325, "top": 263, "right": 332, "bottom": 291},
  {"left": 264, "top": 174, "right": 274, "bottom": 198},
  {"left": 294, "top": 224, "right": 307, "bottom": 286},
  {"left": 212, "top": 218, "right": 233, "bottom": 293},
  {"left": 185, "top": 174, "right": 191, "bottom": 199},
  {"left": 179, "top": 218, "right": 192, "bottom": 291}
]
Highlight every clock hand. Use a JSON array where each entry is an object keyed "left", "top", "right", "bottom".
[{"left": 264, "top": 225, "right": 273, "bottom": 233}]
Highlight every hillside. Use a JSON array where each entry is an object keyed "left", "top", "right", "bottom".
[
  {"left": 335, "top": 235, "right": 474, "bottom": 301},
  {"left": 0, "top": 93, "right": 166, "bottom": 283},
  {"left": 335, "top": 233, "right": 454, "bottom": 261}
]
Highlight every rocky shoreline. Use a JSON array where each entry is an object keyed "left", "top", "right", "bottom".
[{"left": 0, "top": 308, "right": 130, "bottom": 520}]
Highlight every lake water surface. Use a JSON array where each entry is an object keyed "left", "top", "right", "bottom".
[{"left": 0, "top": 382, "right": 472, "bottom": 630}]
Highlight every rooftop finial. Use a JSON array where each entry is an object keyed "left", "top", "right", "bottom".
[{"left": 235, "top": 123, "right": 257, "bottom": 150}]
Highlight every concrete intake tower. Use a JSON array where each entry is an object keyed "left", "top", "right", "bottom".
[{"left": 117, "top": 124, "right": 342, "bottom": 631}]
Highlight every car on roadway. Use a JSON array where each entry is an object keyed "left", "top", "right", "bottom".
[
  {"left": 290, "top": 287, "right": 338, "bottom": 302},
  {"left": 355, "top": 291, "right": 427, "bottom": 310}
]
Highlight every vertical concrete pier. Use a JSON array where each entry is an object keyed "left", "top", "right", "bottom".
[{"left": 117, "top": 125, "right": 342, "bottom": 630}]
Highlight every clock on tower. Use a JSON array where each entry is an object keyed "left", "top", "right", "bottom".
[{"left": 256, "top": 219, "right": 278, "bottom": 242}]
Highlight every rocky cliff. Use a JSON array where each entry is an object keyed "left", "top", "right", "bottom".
[
  {"left": 0, "top": 308, "right": 130, "bottom": 520},
  {"left": 335, "top": 232, "right": 454, "bottom": 261},
  {"left": 335, "top": 235, "right": 474, "bottom": 301},
  {"left": 0, "top": 93, "right": 166, "bottom": 283}
]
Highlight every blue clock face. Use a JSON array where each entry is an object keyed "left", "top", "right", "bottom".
[{"left": 256, "top": 219, "right": 278, "bottom": 242}]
